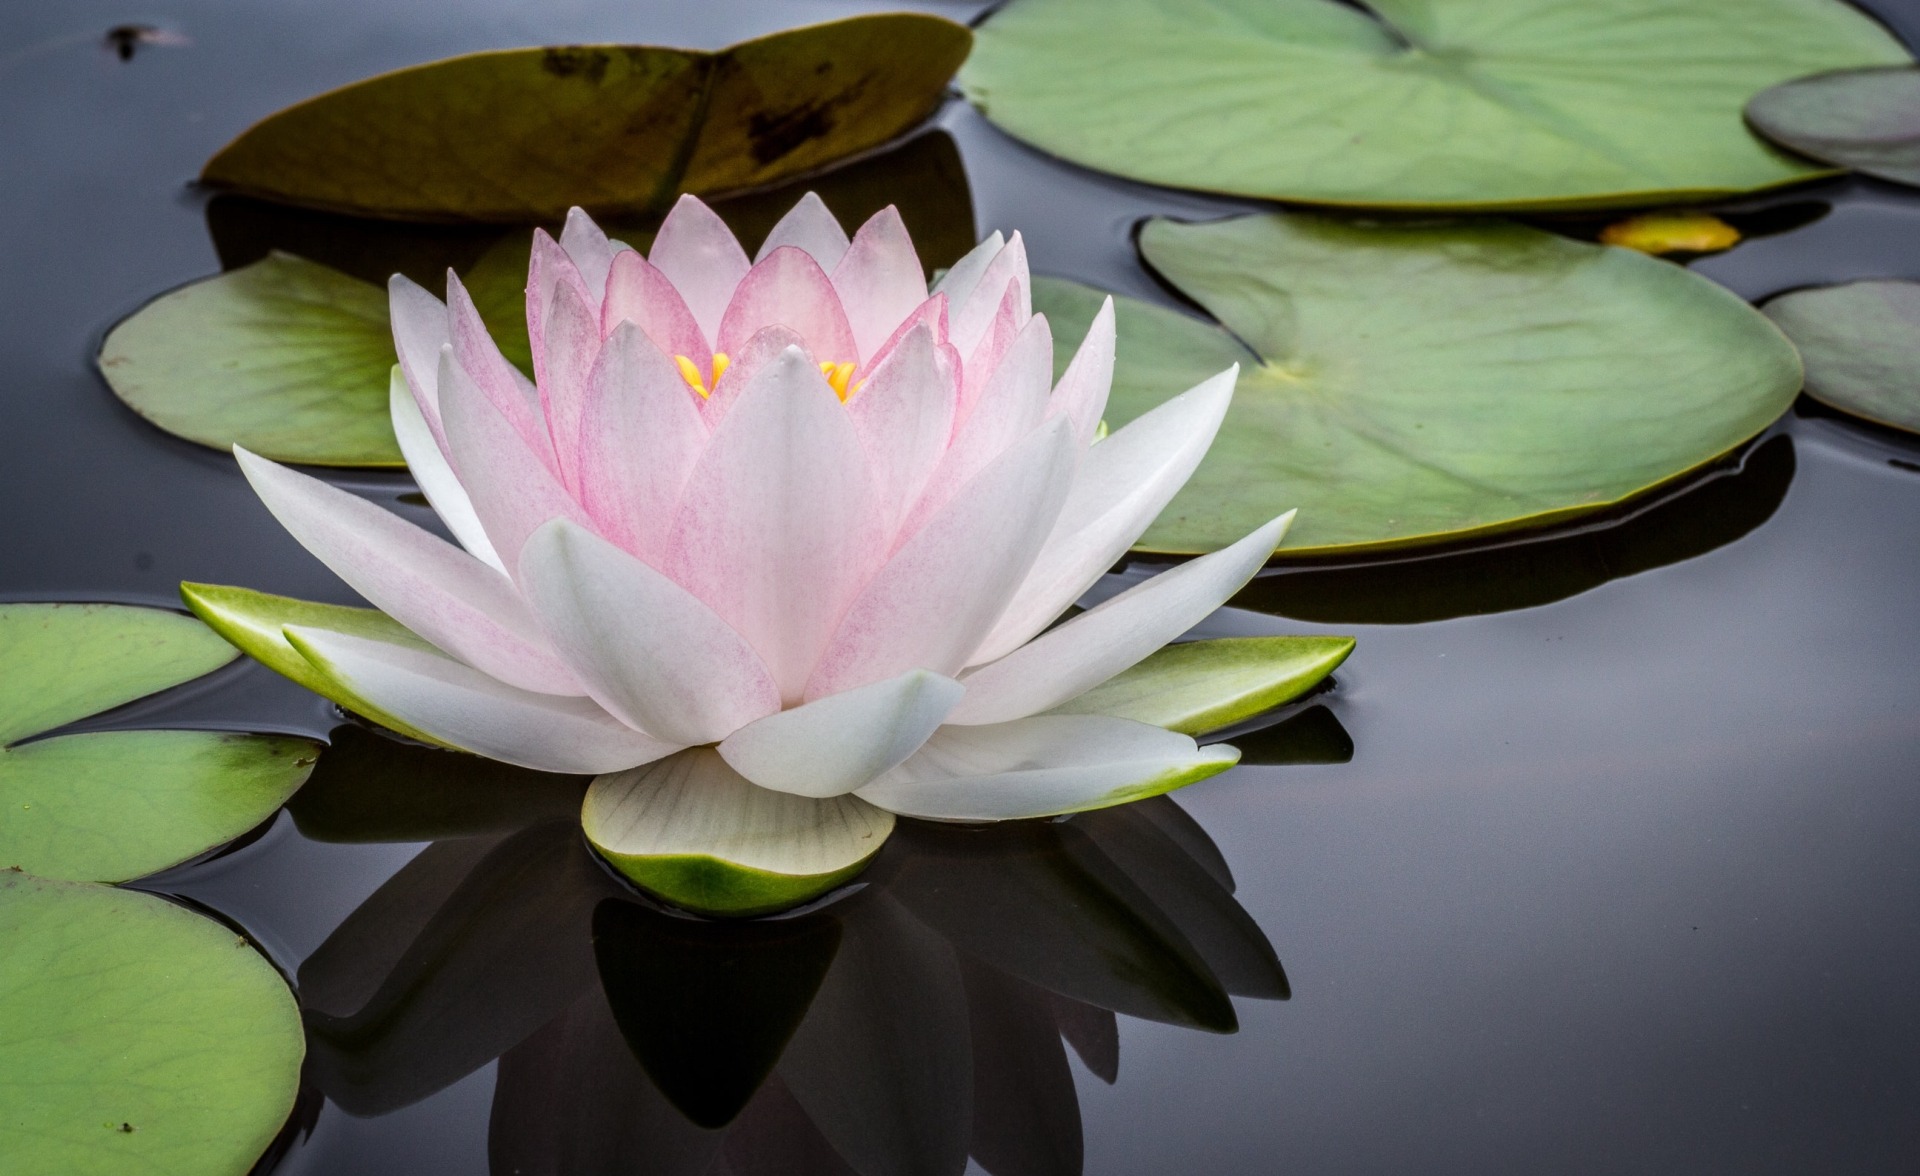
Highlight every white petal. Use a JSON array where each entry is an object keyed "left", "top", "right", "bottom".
[
  {"left": 834, "top": 205, "right": 927, "bottom": 362},
  {"left": 755, "top": 192, "right": 851, "bottom": 270},
  {"left": 517, "top": 518, "right": 782, "bottom": 746},
  {"left": 971, "top": 366, "right": 1239, "bottom": 665},
  {"left": 949, "top": 513, "right": 1292, "bottom": 726},
  {"left": 388, "top": 366, "right": 504, "bottom": 574},
  {"left": 951, "top": 232, "right": 1030, "bottom": 359},
  {"left": 1047, "top": 295, "right": 1115, "bottom": 448},
  {"left": 844, "top": 324, "right": 957, "bottom": 538},
  {"left": 235, "top": 446, "right": 582, "bottom": 696},
  {"left": 388, "top": 274, "right": 450, "bottom": 426},
  {"left": 649, "top": 194, "right": 752, "bottom": 344},
  {"left": 931, "top": 231, "right": 1004, "bottom": 309},
  {"left": 284, "top": 626, "right": 679, "bottom": 774},
  {"left": 855, "top": 715, "right": 1239, "bottom": 821},
  {"left": 718, "top": 670, "right": 965, "bottom": 799}
]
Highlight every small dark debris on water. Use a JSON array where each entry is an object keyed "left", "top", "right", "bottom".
[
  {"left": 118, "top": 1123, "right": 135, "bottom": 1133},
  {"left": 103, "top": 25, "right": 190, "bottom": 62}
]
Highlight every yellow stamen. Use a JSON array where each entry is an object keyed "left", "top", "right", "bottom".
[
  {"left": 819, "top": 360, "right": 858, "bottom": 401},
  {"left": 674, "top": 353, "right": 731, "bottom": 399},
  {"left": 674, "top": 354, "right": 708, "bottom": 398}
]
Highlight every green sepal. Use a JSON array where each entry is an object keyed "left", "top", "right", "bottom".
[{"left": 1051, "top": 636, "right": 1355, "bottom": 735}]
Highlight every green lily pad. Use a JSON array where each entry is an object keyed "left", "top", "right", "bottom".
[
  {"left": 1763, "top": 279, "right": 1920, "bottom": 434},
  {"left": 1033, "top": 213, "right": 1803, "bottom": 555},
  {"left": 99, "top": 254, "right": 404, "bottom": 467},
  {"left": 1747, "top": 65, "right": 1920, "bottom": 189},
  {"left": 584, "top": 749, "right": 894, "bottom": 918},
  {"left": 0, "top": 603, "right": 236, "bottom": 746},
  {"left": 0, "top": 873, "right": 304, "bottom": 1175},
  {"left": 0, "top": 603, "right": 318, "bottom": 883},
  {"left": 962, "top": 0, "right": 1908, "bottom": 210},
  {"left": 179, "top": 583, "right": 448, "bottom": 748},
  {"left": 1049, "top": 636, "right": 1354, "bottom": 735},
  {"left": 201, "top": 15, "right": 971, "bottom": 222}
]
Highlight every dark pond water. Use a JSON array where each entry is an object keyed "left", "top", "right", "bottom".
[{"left": 5, "top": 0, "right": 1920, "bottom": 1172}]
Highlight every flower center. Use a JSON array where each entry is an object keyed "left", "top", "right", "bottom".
[{"left": 672, "top": 353, "right": 861, "bottom": 402}]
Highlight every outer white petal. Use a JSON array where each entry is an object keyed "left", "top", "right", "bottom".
[
  {"left": 949, "top": 513, "right": 1292, "bottom": 726},
  {"left": 951, "top": 232, "right": 1030, "bottom": 359},
  {"left": 931, "top": 231, "right": 1004, "bottom": 309},
  {"left": 284, "top": 626, "right": 680, "bottom": 774},
  {"left": 388, "top": 274, "right": 450, "bottom": 426},
  {"left": 388, "top": 367, "right": 504, "bottom": 574},
  {"left": 517, "top": 518, "right": 782, "bottom": 746},
  {"left": 235, "top": 445, "right": 582, "bottom": 696},
  {"left": 855, "top": 715, "right": 1239, "bottom": 821},
  {"left": 1047, "top": 295, "right": 1116, "bottom": 448},
  {"left": 718, "top": 670, "right": 965, "bottom": 799},
  {"left": 755, "top": 192, "right": 850, "bottom": 270},
  {"left": 971, "top": 366, "right": 1239, "bottom": 665}
]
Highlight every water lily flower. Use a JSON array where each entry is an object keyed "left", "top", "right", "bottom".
[{"left": 189, "top": 193, "right": 1294, "bottom": 913}]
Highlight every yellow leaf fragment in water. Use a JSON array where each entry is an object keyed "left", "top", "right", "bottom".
[{"left": 1599, "top": 213, "right": 1742, "bottom": 256}]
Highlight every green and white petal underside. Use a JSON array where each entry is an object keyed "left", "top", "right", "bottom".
[
  {"left": 585, "top": 749, "right": 896, "bottom": 917},
  {"left": 1050, "top": 635, "right": 1356, "bottom": 735},
  {"left": 855, "top": 714, "right": 1239, "bottom": 822}
]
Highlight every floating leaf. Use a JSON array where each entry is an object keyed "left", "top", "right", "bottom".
[
  {"left": 584, "top": 749, "right": 895, "bottom": 918},
  {"left": 1764, "top": 279, "right": 1920, "bottom": 434},
  {"left": 0, "top": 603, "right": 317, "bottom": 883},
  {"left": 1233, "top": 434, "right": 1796, "bottom": 623},
  {"left": 1598, "top": 213, "right": 1742, "bottom": 256},
  {"left": 0, "top": 873, "right": 303, "bottom": 1175},
  {"left": 1033, "top": 213, "right": 1802, "bottom": 555},
  {"left": 962, "top": 0, "right": 1908, "bottom": 210},
  {"left": 1747, "top": 65, "right": 1920, "bottom": 189},
  {"left": 99, "top": 254, "right": 404, "bottom": 467},
  {"left": 201, "top": 15, "right": 972, "bottom": 222},
  {"left": 1049, "top": 636, "right": 1354, "bottom": 735}
]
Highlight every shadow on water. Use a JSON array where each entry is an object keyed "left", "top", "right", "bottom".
[
  {"left": 287, "top": 728, "right": 1289, "bottom": 1176},
  {"left": 1227, "top": 432, "right": 1795, "bottom": 625}
]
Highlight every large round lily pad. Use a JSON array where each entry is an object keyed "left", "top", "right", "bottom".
[
  {"left": 1747, "top": 66, "right": 1920, "bottom": 189},
  {"left": 961, "top": 0, "right": 1909, "bottom": 210},
  {"left": 1033, "top": 213, "right": 1803, "bottom": 555},
  {"left": 0, "top": 603, "right": 319, "bottom": 883},
  {"left": 0, "top": 873, "right": 304, "bottom": 1175},
  {"left": 1764, "top": 279, "right": 1920, "bottom": 433},
  {"left": 201, "top": 15, "right": 972, "bottom": 221}
]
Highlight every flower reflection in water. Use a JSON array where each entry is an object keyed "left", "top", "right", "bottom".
[{"left": 291, "top": 726, "right": 1290, "bottom": 1175}]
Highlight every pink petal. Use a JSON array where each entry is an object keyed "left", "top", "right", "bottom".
[
  {"left": 235, "top": 446, "right": 582, "bottom": 696},
  {"left": 845, "top": 324, "right": 957, "bottom": 538},
  {"left": 805, "top": 417, "right": 1076, "bottom": 700},
  {"left": 950, "top": 513, "right": 1293, "bottom": 725},
  {"left": 649, "top": 194, "right": 751, "bottom": 345},
  {"left": 284, "top": 626, "right": 679, "bottom": 774},
  {"left": 833, "top": 206, "right": 927, "bottom": 363},
  {"left": 857, "top": 292, "right": 950, "bottom": 379},
  {"left": 438, "top": 347, "right": 591, "bottom": 574},
  {"left": 518, "top": 519, "right": 781, "bottom": 746},
  {"left": 666, "top": 347, "right": 883, "bottom": 703},
  {"left": 601, "top": 248, "right": 710, "bottom": 365},
  {"left": 974, "top": 367, "right": 1237, "bottom": 664},
  {"left": 755, "top": 192, "right": 850, "bottom": 270},
  {"left": 718, "top": 669, "right": 964, "bottom": 798},
  {"left": 702, "top": 324, "right": 806, "bottom": 425},
  {"left": 576, "top": 322, "right": 710, "bottom": 566},
  {"left": 958, "top": 277, "right": 1027, "bottom": 423},
  {"left": 537, "top": 277, "right": 602, "bottom": 495},
  {"left": 527, "top": 231, "right": 596, "bottom": 396},
  {"left": 950, "top": 232, "right": 1030, "bottom": 359},
  {"left": 559, "top": 206, "right": 624, "bottom": 305},
  {"left": 446, "top": 270, "right": 555, "bottom": 473},
  {"left": 1047, "top": 296, "right": 1115, "bottom": 448},
  {"left": 716, "top": 246, "right": 860, "bottom": 366},
  {"left": 903, "top": 311, "right": 1054, "bottom": 537}
]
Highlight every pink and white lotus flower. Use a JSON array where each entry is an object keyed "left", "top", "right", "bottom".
[{"left": 197, "top": 194, "right": 1292, "bottom": 912}]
